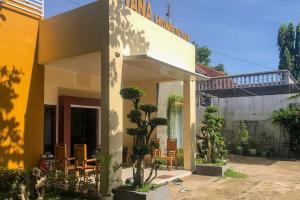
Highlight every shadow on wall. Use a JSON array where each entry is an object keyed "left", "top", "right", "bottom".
[
  {"left": 23, "top": 38, "right": 45, "bottom": 168},
  {"left": 0, "top": 66, "right": 24, "bottom": 167},
  {"left": 108, "top": 0, "right": 150, "bottom": 87}
]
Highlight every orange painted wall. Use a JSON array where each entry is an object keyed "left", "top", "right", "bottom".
[{"left": 0, "top": 4, "right": 44, "bottom": 168}]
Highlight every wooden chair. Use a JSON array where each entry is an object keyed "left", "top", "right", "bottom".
[
  {"left": 151, "top": 138, "right": 176, "bottom": 170},
  {"left": 167, "top": 139, "right": 178, "bottom": 169},
  {"left": 54, "top": 144, "right": 75, "bottom": 174},
  {"left": 74, "top": 144, "right": 97, "bottom": 176},
  {"left": 150, "top": 138, "right": 160, "bottom": 156}
]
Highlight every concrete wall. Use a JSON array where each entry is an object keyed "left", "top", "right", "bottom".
[
  {"left": 123, "top": 6, "right": 195, "bottom": 72},
  {"left": 44, "top": 66, "right": 101, "bottom": 105},
  {"left": 0, "top": 4, "right": 44, "bottom": 168},
  {"left": 217, "top": 94, "right": 300, "bottom": 156},
  {"left": 39, "top": 1, "right": 107, "bottom": 64}
]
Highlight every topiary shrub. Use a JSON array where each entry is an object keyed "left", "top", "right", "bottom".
[
  {"left": 200, "top": 106, "right": 227, "bottom": 163},
  {"left": 120, "top": 86, "right": 168, "bottom": 188}
]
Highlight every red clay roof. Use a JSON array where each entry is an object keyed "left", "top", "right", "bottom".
[{"left": 196, "top": 63, "right": 225, "bottom": 77}]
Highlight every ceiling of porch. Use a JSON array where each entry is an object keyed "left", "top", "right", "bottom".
[{"left": 45, "top": 52, "right": 207, "bottom": 82}]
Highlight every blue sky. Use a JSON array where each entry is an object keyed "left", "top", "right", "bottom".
[{"left": 45, "top": 0, "right": 300, "bottom": 75}]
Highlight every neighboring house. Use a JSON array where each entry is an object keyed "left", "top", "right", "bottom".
[
  {"left": 196, "top": 63, "right": 225, "bottom": 77},
  {"left": 198, "top": 69, "right": 300, "bottom": 156}
]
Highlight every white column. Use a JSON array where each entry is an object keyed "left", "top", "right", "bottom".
[
  {"left": 183, "top": 80, "right": 196, "bottom": 171},
  {"left": 100, "top": 0, "right": 123, "bottom": 195}
]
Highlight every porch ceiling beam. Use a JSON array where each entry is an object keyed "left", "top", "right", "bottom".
[{"left": 124, "top": 55, "right": 208, "bottom": 81}]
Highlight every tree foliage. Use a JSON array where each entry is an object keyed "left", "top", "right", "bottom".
[
  {"left": 120, "top": 86, "right": 168, "bottom": 188},
  {"left": 213, "top": 63, "right": 225, "bottom": 73},
  {"left": 272, "top": 104, "right": 300, "bottom": 151},
  {"left": 195, "top": 44, "right": 211, "bottom": 66},
  {"left": 200, "top": 106, "right": 227, "bottom": 163},
  {"left": 277, "top": 22, "right": 300, "bottom": 80},
  {"left": 193, "top": 42, "right": 227, "bottom": 74}
]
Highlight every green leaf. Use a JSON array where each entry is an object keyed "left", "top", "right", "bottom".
[
  {"left": 120, "top": 86, "right": 145, "bottom": 100},
  {"left": 139, "top": 104, "right": 158, "bottom": 114},
  {"left": 127, "top": 110, "right": 141, "bottom": 123},
  {"left": 149, "top": 118, "right": 168, "bottom": 127}
]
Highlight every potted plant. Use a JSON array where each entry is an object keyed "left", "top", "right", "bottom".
[
  {"left": 113, "top": 86, "right": 169, "bottom": 200},
  {"left": 96, "top": 152, "right": 121, "bottom": 200},
  {"left": 236, "top": 121, "right": 249, "bottom": 155},
  {"left": 167, "top": 93, "right": 183, "bottom": 142},
  {"left": 248, "top": 137, "right": 257, "bottom": 156},
  {"left": 195, "top": 106, "right": 229, "bottom": 176}
]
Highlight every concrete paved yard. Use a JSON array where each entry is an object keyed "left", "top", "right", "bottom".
[{"left": 169, "top": 155, "right": 300, "bottom": 200}]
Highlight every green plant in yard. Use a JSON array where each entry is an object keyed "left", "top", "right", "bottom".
[
  {"left": 272, "top": 104, "right": 300, "bottom": 151},
  {"left": 0, "top": 167, "right": 29, "bottom": 199},
  {"left": 196, "top": 158, "right": 225, "bottom": 166},
  {"left": 44, "top": 188, "right": 100, "bottom": 200},
  {"left": 119, "top": 183, "right": 163, "bottom": 193},
  {"left": 96, "top": 151, "right": 121, "bottom": 197},
  {"left": 120, "top": 86, "right": 168, "bottom": 188},
  {"left": 237, "top": 121, "right": 249, "bottom": 146},
  {"left": 223, "top": 168, "right": 248, "bottom": 179},
  {"left": 200, "top": 106, "right": 227, "bottom": 163},
  {"left": 176, "top": 148, "right": 184, "bottom": 166},
  {"left": 0, "top": 167, "right": 47, "bottom": 200}
]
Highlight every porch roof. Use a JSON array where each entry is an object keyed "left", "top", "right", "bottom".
[{"left": 124, "top": 55, "right": 208, "bottom": 82}]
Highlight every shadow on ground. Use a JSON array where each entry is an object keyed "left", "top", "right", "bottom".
[{"left": 229, "top": 155, "right": 278, "bottom": 166}]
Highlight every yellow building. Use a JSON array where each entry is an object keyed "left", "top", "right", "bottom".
[{"left": 0, "top": 0, "right": 206, "bottom": 189}]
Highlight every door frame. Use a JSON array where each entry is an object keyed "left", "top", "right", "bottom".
[
  {"left": 59, "top": 96, "right": 101, "bottom": 156},
  {"left": 44, "top": 105, "right": 57, "bottom": 154}
]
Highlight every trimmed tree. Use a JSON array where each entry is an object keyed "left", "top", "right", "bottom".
[
  {"left": 120, "top": 86, "right": 168, "bottom": 188},
  {"left": 200, "top": 106, "right": 227, "bottom": 163}
]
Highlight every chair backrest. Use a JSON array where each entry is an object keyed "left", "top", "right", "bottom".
[
  {"left": 151, "top": 138, "right": 160, "bottom": 146},
  {"left": 153, "top": 149, "right": 161, "bottom": 157},
  {"left": 74, "top": 144, "right": 87, "bottom": 162},
  {"left": 167, "top": 139, "right": 177, "bottom": 152},
  {"left": 55, "top": 144, "right": 67, "bottom": 161},
  {"left": 54, "top": 144, "right": 67, "bottom": 172}
]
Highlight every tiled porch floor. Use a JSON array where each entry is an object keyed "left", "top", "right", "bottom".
[{"left": 122, "top": 167, "right": 192, "bottom": 184}]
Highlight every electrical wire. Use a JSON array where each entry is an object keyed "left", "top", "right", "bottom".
[
  {"left": 211, "top": 50, "right": 275, "bottom": 71},
  {"left": 66, "top": 0, "right": 82, "bottom": 6}
]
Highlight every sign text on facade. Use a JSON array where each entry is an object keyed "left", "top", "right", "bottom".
[{"left": 125, "top": 0, "right": 190, "bottom": 41}]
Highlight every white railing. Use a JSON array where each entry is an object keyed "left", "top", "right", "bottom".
[
  {"left": 0, "top": 0, "right": 44, "bottom": 16},
  {"left": 197, "top": 70, "right": 298, "bottom": 91}
]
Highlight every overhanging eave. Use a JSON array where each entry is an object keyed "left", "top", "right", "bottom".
[{"left": 123, "top": 55, "right": 208, "bottom": 82}]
